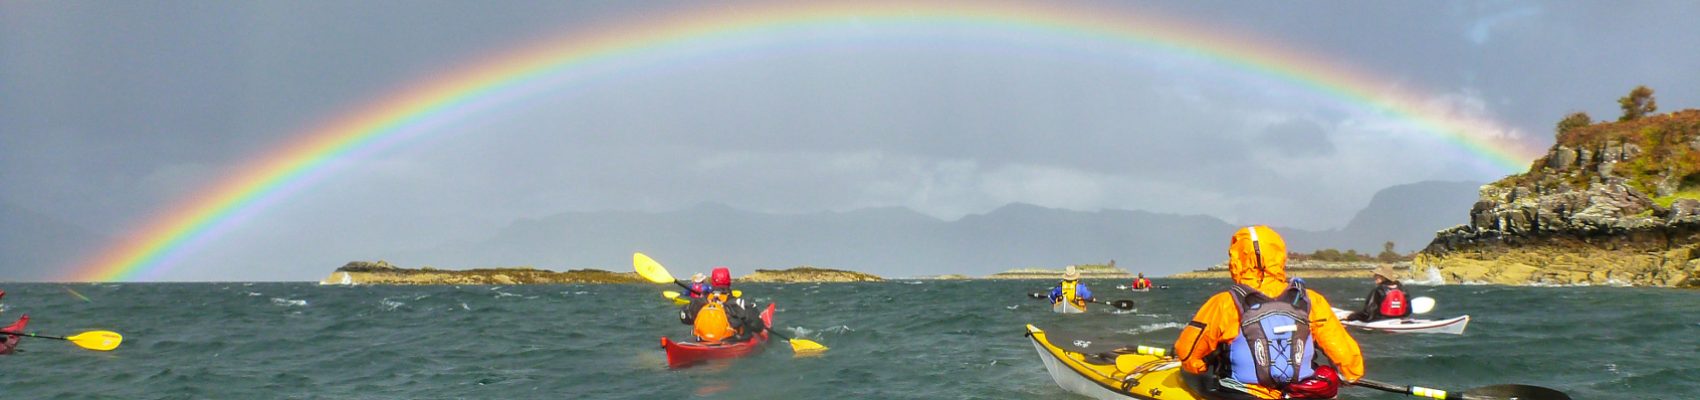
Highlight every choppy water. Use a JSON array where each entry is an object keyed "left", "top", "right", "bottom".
[{"left": 0, "top": 279, "right": 1696, "bottom": 399}]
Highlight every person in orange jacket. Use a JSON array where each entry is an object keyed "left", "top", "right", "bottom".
[{"left": 1173, "top": 226, "right": 1364, "bottom": 399}]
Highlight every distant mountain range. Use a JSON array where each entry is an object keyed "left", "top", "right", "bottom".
[
  {"left": 397, "top": 180, "right": 1485, "bottom": 278},
  {"left": 0, "top": 181, "right": 1483, "bottom": 281}
]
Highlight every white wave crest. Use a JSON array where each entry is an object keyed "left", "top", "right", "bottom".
[{"left": 271, "top": 298, "right": 307, "bottom": 307}]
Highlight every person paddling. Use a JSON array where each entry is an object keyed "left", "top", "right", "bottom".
[
  {"left": 684, "top": 273, "right": 712, "bottom": 300},
  {"left": 1343, "top": 266, "right": 1411, "bottom": 323},
  {"left": 678, "top": 267, "right": 763, "bottom": 343},
  {"left": 0, "top": 290, "right": 30, "bottom": 355},
  {"left": 1048, "top": 266, "right": 1094, "bottom": 312},
  {"left": 1130, "top": 273, "right": 1154, "bottom": 290},
  {"left": 1174, "top": 226, "right": 1364, "bottom": 399}
]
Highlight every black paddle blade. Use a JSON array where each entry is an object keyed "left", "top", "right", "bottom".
[
  {"left": 1109, "top": 300, "right": 1135, "bottom": 310},
  {"left": 1464, "top": 384, "right": 1571, "bottom": 400},
  {"left": 1029, "top": 292, "right": 1048, "bottom": 299}
]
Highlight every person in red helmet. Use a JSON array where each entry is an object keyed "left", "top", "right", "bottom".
[{"left": 679, "top": 267, "right": 763, "bottom": 343}]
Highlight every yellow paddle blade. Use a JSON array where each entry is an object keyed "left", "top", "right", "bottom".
[
  {"left": 788, "top": 338, "right": 828, "bottom": 355},
  {"left": 662, "top": 291, "right": 681, "bottom": 300},
  {"left": 633, "top": 252, "right": 675, "bottom": 284},
  {"left": 67, "top": 330, "right": 122, "bottom": 351}
]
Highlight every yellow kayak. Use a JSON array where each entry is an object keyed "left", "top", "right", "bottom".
[{"left": 1025, "top": 324, "right": 1198, "bottom": 400}]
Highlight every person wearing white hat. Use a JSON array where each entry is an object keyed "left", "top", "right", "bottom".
[
  {"left": 685, "top": 272, "right": 712, "bottom": 300},
  {"left": 1046, "top": 265, "right": 1094, "bottom": 312},
  {"left": 1343, "top": 265, "right": 1411, "bottom": 322}
]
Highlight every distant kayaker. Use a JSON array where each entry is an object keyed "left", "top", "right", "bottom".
[
  {"left": 1048, "top": 266, "right": 1093, "bottom": 311},
  {"left": 1130, "top": 273, "right": 1153, "bottom": 290},
  {"left": 685, "top": 273, "right": 712, "bottom": 299},
  {"left": 1343, "top": 265, "right": 1411, "bottom": 323},
  {"left": 1174, "top": 226, "right": 1363, "bottom": 399},
  {"left": 679, "top": 267, "right": 763, "bottom": 343}
]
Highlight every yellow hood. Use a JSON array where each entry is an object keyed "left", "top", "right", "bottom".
[{"left": 1228, "top": 225, "right": 1288, "bottom": 295}]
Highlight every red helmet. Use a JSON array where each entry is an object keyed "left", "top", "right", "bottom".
[{"left": 710, "top": 267, "right": 732, "bottom": 288}]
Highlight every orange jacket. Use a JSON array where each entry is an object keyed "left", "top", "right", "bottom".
[{"left": 1173, "top": 226, "right": 1364, "bottom": 399}]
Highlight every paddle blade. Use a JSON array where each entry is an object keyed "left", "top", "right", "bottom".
[
  {"left": 1465, "top": 384, "right": 1572, "bottom": 400},
  {"left": 633, "top": 252, "right": 676, "bottom": 284},
  {"left": 1411, "top": 296, "right": 1436, "bottom": 314},
  {"left": 788, "top": 338, "right": 828, "bottom": 355},
  {"left": 1028, "top": 292, "right": 1047, "bottom": 299},
  {"left": 662, "top": 291, "right": 681, "bottom": 300},
  {"left": 67, "top": 331, "right": 122, "bottom": 351},
  {"left": 1109, "top": 300, "right": 1136, "bottom": 310}
]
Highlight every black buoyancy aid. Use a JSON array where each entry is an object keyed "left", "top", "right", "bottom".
[{"left": 1223, "top": 279, "right": 1317, "bottom": 388}]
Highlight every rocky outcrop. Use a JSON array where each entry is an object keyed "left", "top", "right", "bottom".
[
  {"left": 984, "top": 264, "right": 1135, "bottom": 280},
  {"left": 1169, "top": 261, "right": 1414, "bottom": 280},
  {"left": 737, "top": 266, "right": 884, "bottom": 283},
  {"left": 323, "top": 260, "right": 644, "bottom": 285},
  {"left": 1420, "top": 110, "right": 1700, "bottom": 287}
]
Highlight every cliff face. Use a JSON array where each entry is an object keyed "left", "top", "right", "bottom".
[
  {"left": 1420, "top": 110, "right": 1700, "bottom": 287},
  {"left": 323, "top": 261, "right": 644, "bottom": 285}
]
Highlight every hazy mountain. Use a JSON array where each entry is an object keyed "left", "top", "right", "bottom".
[
  {"left": 0, "top": 200, "right": 108, "bottom": 281},
  {"left": 399, "top": 181, "right": 1484, "bottom": 278}
]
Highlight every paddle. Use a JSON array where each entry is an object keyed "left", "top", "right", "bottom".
[
  {"left": 1410, "top": 296, "right": 1436, "bottom": 314},
  {"left": 1044, "top": 332, "right": 1571, "bottom": 400},
  {"left": 634, "top": 252, "right": 826, "bottom": 354},
  {"left": 1352, "top": 378, "right": 1571, "bottom": 400},
  {"left": 1, "top": 330, "right": 123, "bottom": 351},
  {"left": 1027, "top": 292, "right": 1135, "bottom": 310},
  {"left": 761, "top": 324, "right": 829, "bottom": 354}
]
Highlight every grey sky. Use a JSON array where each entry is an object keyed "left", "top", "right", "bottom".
[{"left": 3, "top": 1, "right": 1697, "bottom": 281}]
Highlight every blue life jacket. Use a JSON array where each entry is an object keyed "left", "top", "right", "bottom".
[{"left": 1225, "top": 278, "right": 1316, "bottom": 388}]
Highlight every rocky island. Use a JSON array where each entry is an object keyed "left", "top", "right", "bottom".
[
  {"left": 321, "top": 261, "right": 884, "bottom": 285},
  {"left": 1417, "top": 89, "right": 1700, "bottom": 287},
  {"left": 1170, "top": 260, "right": 1416, "bottom": 280},
  {"left": 322, "top": 260, "right": 645, "bottom": 285},
  {"left": 737, "top": 266, "right": 884, "bottom": 283},
  {"left": 984, "top": 263, "right": 1135, "bottom": 280}
]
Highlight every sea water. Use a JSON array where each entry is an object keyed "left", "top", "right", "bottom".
[{"left": 0, "top": 279, "right": 1695, "bottom": 398}]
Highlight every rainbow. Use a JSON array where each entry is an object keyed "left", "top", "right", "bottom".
[{"left": 65, "top": 1, "right": 1544, "bottom": 281}]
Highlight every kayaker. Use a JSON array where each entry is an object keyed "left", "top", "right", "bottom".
[
  {"left": 1130, "top": 273, "right": 1153, "bottom": 290},
  {"left": 1343, "top": 265, "right": 1411, "bottom": 323},
  {"left": 685, "top": 273, "right": 712, "bottom": 299},
  {"left": 1047, "top": 265, "right": 1093, "bottom": 310},
  {"left": 679, "top": 267, "right": 763, "bottom": 343},
  {"left": 1173, "top": 226, "right": 1363, "bottom": 399}
]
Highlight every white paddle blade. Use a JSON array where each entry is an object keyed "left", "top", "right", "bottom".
[{"left": 1411, "top": 296, "right": 1436, "bottom": 314}]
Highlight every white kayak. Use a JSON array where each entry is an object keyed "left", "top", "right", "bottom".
[
  {"left": 1331, "top": 308, "right": 1469, "bottom": 335},
  {"left": 1053, "top": 301, "right": 1086, "bottom": 314},
  {"left": 1114, "top": 285, "right": 1151, "bottom": 292}
]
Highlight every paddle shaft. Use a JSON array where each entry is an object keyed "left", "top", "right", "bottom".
[
  {"left": 1355, "top": 378, "right": 1492, "bottom": 400},
  {"left": 0, "top": 330, "right": 70, "bottom": 341}
]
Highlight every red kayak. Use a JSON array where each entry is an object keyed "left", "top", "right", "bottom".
[
  {"left": 1, "top": 314, "right": 28, "bottom": 355},
  {"left": 661, "top": 303, "right": 776, "bottom": 368}
]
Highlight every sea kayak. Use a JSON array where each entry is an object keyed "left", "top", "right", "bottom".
[
  {"left": 1053, "top": 301, "right": 1086, "bottom": 314},
  {"left": 661, "top": 303, "right": 776, "bottom": 368},
  {"left": 1115, "top": 286, "right": 1152, "bottom": 292},
  {"left": 1026, "top": 324, "right": 1197, "bottom": 399},
  {"left": 1331, "top": 308, "right": 1469, "bottom": 335},
  {"left": 1, "top": 315, "right": 29, "bottom": 355}
]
